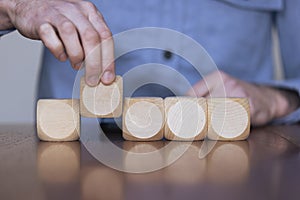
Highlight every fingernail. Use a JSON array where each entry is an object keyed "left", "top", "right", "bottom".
[
  {"left": 87, "top": 75, "right": 99, "bottom": 86},
  {"left": 59, "top": 53, "right": 67, "bottom": 61},
  {"left": 102, "top": 71, "right": 114, "bottom": 84}
]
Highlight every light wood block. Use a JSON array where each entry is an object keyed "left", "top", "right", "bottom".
[
  {"left": 122, "top": 97, "right": 164, "bottom": 141},
  {"left": 207, "top": 98, "right": 250, "bottom": 141},
  {"left": 164, "top": 97, "right": 207, "bottom": 141},
  {"left": 80, "top": 75, "right": 123, "bottom": 118},
  {"left": 37, "top": 99, "right": 80, "bottom": 141}
]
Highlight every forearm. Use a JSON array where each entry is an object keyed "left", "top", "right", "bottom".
[{"left": 0, "top": 0, "right": 15, "bottom": 30}]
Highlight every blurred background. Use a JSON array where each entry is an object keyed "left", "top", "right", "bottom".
[
  {"left": 0, "top": 29, "right": 283, "bottom": 124},
  {"left": 0, "top": 31, "right": 43, "bottom": 124}
]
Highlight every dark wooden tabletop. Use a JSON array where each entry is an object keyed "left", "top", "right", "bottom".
[{"left": 0, "top": 123, "right": 299, "bottom": 200}]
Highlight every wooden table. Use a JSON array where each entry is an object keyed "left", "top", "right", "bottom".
[{"left": 0, "top": 123, "right": 299, "bottom": 200}]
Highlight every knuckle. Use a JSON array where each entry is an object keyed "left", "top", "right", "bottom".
[
  {"left": 82, "top": 28, "right": 99, "bottom": 43},
  {"left": 82, "top": 1, "right": 97, "bottom": 12},
  {"left": 60, "top": 21, "right": 75, "bottom": 34},
  {"left": 38, "top": 24, "right": 51, "bottom": 36},
  {"left": 100, "top": 29, "right": 112, "bottom": 39}
]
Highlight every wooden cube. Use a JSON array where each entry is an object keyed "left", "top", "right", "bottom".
[
  {"left": 207, "top": 98, "right": 250, "bottom": 141},
  {"left": 122, "top": 97, "right": 164, "bottom": 141},
  {"left": 80, "top": 75, "right": 123, "bottom": 118},
  {"left": 37, "top": 99, "right": 80, "bottom": 141},
  {"left": 164, "top": 97, "right": 207, "bottom": 141}
]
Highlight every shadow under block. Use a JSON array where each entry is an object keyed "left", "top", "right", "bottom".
[
  {"left": 37, "top": 99, "right": 80, "bottom": 141},
  {"left": 80, "top": 76, "right": 123, "bottom": 118},
  {"left": 122, "top": 97, "right": 164, "bottom": 141},
  {"left": 207, "top": 98, "right": 250, "bottom": 141},
  {"left": 164, "top": 97, "right": 207, "bottom": 141}
]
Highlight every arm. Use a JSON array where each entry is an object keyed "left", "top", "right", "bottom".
[
  {"left": 0, "top": 0, "right": 115, "bottom": 86},
  {"left": 187, "top": 71, "right": 300, "bottom": 126}
]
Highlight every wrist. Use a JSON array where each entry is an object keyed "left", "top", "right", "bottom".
[{"left": 0, "top": 0, "right": 16, "bottom": 30}]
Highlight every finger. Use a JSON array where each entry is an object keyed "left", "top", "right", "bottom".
[
  {"left": 51, "top": 17, "right": 84, "bottom": 70},
  {"left": 89, "top": 11, "right": 115, "bottom": 85},
  {"left": 79, "top": 1, "right": 115, "bottom": 84},
  {"left": 38, "top": 23, "right": 67, "bottom": 62},
  {"left": 64, "top": 13, "right": 102, "bottom": 86},
  {"left": 59, "top": 22, "right": 84, "bottom": 70}
]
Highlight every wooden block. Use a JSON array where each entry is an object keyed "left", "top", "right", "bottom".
[
  {"left": 80, "top": 75, "right": 123, "bottom": 118},
  {"left": 37, "top": 99, "right": 80, "bottom": 141},
  {"left": 122, "top": 97, "right": 164, "bottom": 141},
  {"left": 164, "top": 97, "right": 207, "bottom": 141},
  {"left": 207, "top": 98, "right": 250, "bottom": 141}
]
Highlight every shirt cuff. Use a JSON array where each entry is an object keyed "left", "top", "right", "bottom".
[{"left": 0, "top": 28, "right": 16, "bottom": 37}]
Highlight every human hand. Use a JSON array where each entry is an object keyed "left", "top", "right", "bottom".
[
  {"left": 187, "top": 71, "right": 299, "bottom": 126},
  {"left": 1, "top": 0, "right": 114, "bottom": 86}
]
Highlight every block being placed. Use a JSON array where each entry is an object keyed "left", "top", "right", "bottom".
[
  {"left": 122, "top": 97, "right": 164, "bottom": 141},
  {"left": 207, "top": 98, "right": 250, "bottom": 141},
  {"left": 164, "top": 97, "right": 207, "bottom": 141},
  {"left": 37, "top": 99, "right": 80, "bottom": 141},
  {"left": 80, "top": 75, "right": 123, "bottom": 118}
]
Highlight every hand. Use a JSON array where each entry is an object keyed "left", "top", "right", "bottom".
[
  {"left": 0, "top": 0, "right": 115, "bottom": 86},
  {"left": 187, "top": 71, "right": 300, "bottom": 126}
]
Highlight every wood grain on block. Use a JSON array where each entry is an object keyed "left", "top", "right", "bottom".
[
  {"left": 164, "top": 97, "right": 207, "bottom": 141},
  {"left": 37, "top": 99, "right": 80, "bottom": 141},
  {"left": 122, "top": 97, "right": 164, "bottom": 141},
  {"left": 208, "top": 98, "right": 250, "bottom": 141},
  {"left": 80, "top": 75, "right": 123, "bottom": 118}
]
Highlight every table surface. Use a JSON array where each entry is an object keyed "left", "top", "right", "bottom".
[{"left": 0, "top": 123, "right": 299, "bottom": 200}]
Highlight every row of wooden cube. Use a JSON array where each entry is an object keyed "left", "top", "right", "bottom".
[
  {"left": 123, "top": 97, "right": 250, "bottom": 141},
  {"left": 37, "top": 76, "right": 250, "bottom": 141}
]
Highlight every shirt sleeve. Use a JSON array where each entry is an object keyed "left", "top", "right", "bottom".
[
  {"left": 0, "top": 28, "right": 16, "bottom": 37},
  {"left": 272, "top": 0, "right": 300, "bottom": 124}
]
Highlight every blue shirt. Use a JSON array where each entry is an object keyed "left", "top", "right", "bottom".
[{"left": 37, "top": 0, "right": 300, "bottom": 124}]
